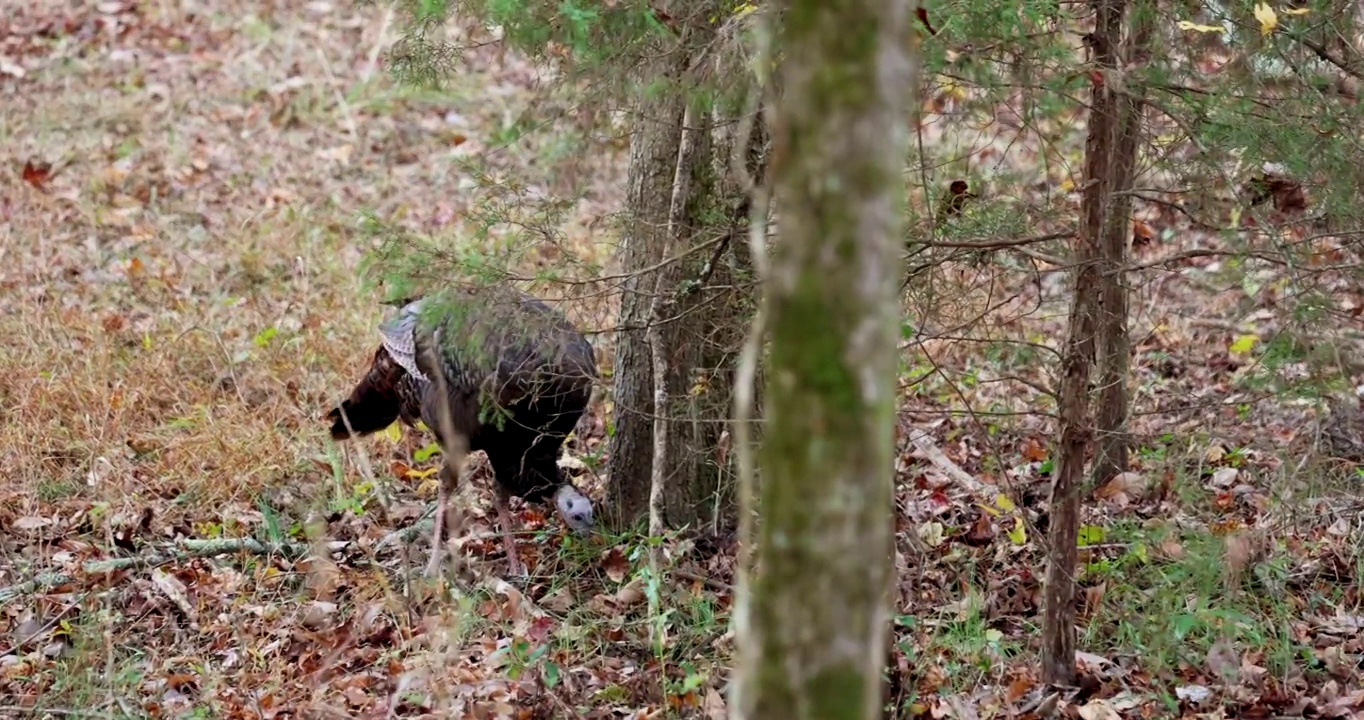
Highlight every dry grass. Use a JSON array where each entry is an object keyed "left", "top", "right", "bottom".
[
  {"left": 0, "top": 1, "right": 707, "bottom": 716},
  {"left": 0, "top": 2, "right": 623, "bottom": 517}
]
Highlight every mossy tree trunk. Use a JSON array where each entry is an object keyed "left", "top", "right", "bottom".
[{"left": 730, "top": 0, "right": 921, "bottom": 717}]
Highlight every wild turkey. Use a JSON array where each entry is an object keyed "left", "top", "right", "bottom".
[{"left": 327, "top": 284, "right": 599, "bottom": 576}]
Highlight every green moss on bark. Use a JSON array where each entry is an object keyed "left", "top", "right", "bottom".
[{"left": 731, "top": 0, "right": 922, "bottom": 719}]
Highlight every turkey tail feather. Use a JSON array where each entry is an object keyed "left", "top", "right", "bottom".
[{"left": 327, "top": 347, "right": 405, "bottom": 440}]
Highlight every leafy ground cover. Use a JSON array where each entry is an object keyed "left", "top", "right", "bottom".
[{"left": 2, "top": 1, "right": 1363, "bottom": 718}]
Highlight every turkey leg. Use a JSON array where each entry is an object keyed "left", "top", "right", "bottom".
[
  {"left": 424, "top": 463, "right": 454, "bottom": 578},
  {"left": 494, "top": 487, "right": 527, "bottom": 577}
]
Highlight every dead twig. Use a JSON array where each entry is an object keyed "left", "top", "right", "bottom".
[{"left": 672, "top": 567, "right": 731, "bottom": 593}]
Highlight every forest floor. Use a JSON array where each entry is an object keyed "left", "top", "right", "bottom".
[{"left": 3, "top": 1, "right": 1364, "bottom": 719}]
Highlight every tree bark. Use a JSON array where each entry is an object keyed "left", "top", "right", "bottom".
[
  {"left": 1041, "top": 0, "right": 1130, "bottom": 686},
  {"left": 606, "top": 59, "right": 687, "bottom": 530},
  {"left": 659, "top": 121, "right": 741, "bottom": 531},
  {"left": 730, "top": 1, "right": 920, "bottom": 718},
  {"left": 647, "top": 102, "right": 699, "bottom": 621},
  {"left": 1090, "top": 2, "right": 1152, "bottom": 487},
  {"left": 607, "top": 39, "right": 745, "bottom": 533}
]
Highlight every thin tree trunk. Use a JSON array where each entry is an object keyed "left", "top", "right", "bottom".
[
  {"left": 607, "top": 56, "right": 688, "bottom": 530},
  {"left": 660, "top": 118, "right": 733, "bottom": 530},
  {"left": 730, "top": 1, "right": 920, "bottom": 718},
  {"left": 1090, "top": 2, "right": 1152, "bottom": 487},
  {"left": 610, "top": 46, "right": 746, "bottom": 534},
  {"left": 646, "top": 103, "right": 701, "bottom": 642},
  {"left": 1041, "top": 0, "right": 1128, "bottom": 686},
  {"left": 705, "top": 97, "right": 769, "bottom": 535}
]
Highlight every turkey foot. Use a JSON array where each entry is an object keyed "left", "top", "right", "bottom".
[{"left": 495, "top": 491, "right": 527, "bottom": 577}]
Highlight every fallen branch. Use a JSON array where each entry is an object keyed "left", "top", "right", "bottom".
[
  {"left": 370, "top": 502, "right": 515, "bottom": 551},
  {"left": 672, "top": 568, "right": 731, "bottom": 593},
  {"left": 917, "top": 230, "right": 1074, "bottom": 250},
  {"left": 374, "top": 503, "right": 439, "bottom": 552},
  {"left": 0, "top": 506, "right": 578, "bottom": 604},
  {"left": 0, "top": 538, "right": 307, "bottom": 605},
  {"left": 906, "top": 429, "right": 995, "bottom": 499}
]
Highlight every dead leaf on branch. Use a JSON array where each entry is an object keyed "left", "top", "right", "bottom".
[
  {"left": 934, "top": 179, "right": 978, "bottom": 225},
  {"left": 1243, "top": 171, "right": 1307, "bottom": 214}
]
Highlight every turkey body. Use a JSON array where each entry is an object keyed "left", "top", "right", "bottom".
[{"left": 327, "top": 285, "right": 599, "bottom": 574}]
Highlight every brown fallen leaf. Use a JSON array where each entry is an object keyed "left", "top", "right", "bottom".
[
  {"left": 20, "top": 160, "right": 55, "bottom": 191},
  {"left": 1093, "top": 471, "right": 1147, "bottom": 506},
  {"left": 602, "top": 545, "right": 630, "bottom": 583},
  {"left": 1020, "top": 437, "right": 1048, "bottom": 463}
]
